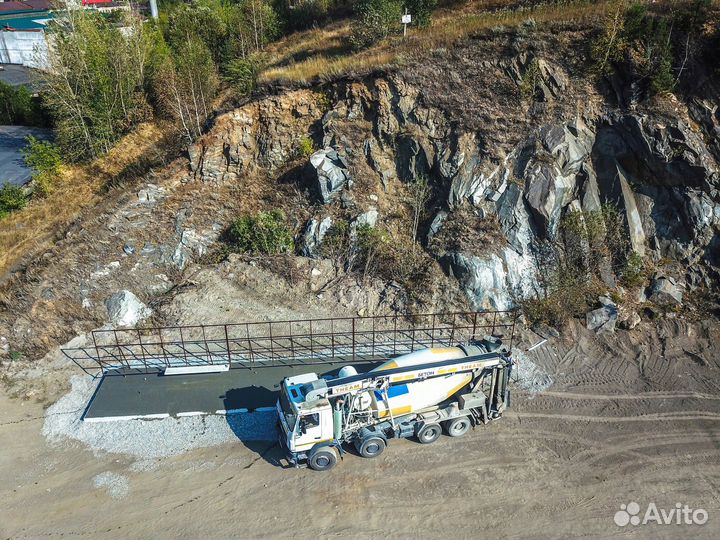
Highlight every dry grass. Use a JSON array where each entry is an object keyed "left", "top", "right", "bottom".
[
  {"left": 0, "top": 122, "right": 171, "bottom": 278},
  {"left": 260, "top": 0, "right": 611, "bottom": 84},
  {"left": 262, "top": 49, "right": 397, "bottom": 84}
]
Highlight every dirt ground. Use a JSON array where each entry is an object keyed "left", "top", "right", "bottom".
[{"left": 2, "top": 319, "right": 720, "bottom": 540}]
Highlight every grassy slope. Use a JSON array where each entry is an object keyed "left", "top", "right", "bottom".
[
  {"left": 260, "top": 0, "right": 613, "bottom": 84},
  {"left": 0, "top": 123, "right": 174, "bottom": 279}
]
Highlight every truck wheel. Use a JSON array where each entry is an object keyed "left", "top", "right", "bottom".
[
  {"left": 417, "top": 423, "right": 442, "bottom": 444},
  {"left": 308, "top": 447, "right": 337, "bottom": 471},
  {"left": 444, "top": 417, "right": 471, "bottom": 437},
  {"left": 358, "top": 436, "right": 386, "bottom": 458}
]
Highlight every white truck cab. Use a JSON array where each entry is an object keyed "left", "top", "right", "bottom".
[{"left": 277, "top": 373, "right": 334, "bottom": 456}]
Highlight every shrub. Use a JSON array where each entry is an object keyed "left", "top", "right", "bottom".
[
  {"left": 21, "top": 136, "right": 62, "bottom": 197},
  {"left": 321, "top": 220, "right": 430, "bottom": 290},
  {"left": 520, "top": 58, "right": 541, "bottom": 101},
  {"left": 523, "top": 203, "right": 634, "bottom": 327},
  {"left": 224, "top": 55, "right": 263, "bottom": 94},
  {"left": 349, "top": 0, "right": 404, "bottom": 50},
  {"left": 430, "top": 206, "right": 505, "bottom": 257},
  {"left": 297, "top": 136, "right": 315, "bottom": 159},
  {"left": 590, "top": 1, "right": 628, "bottom": 76},
  {"left": 620, "top": 251, "right": 647, "bottom": 288},
  {"left": 0, "top": 184, "right": 28, "bottom": 218},
  {"left": 520, "top": 270, "right": 603, "bottom": 328},
  {"left": 354, "top": 224, "right": 431, "bottom": 293},
  {"left": 227, "top": 210, "right": 294, "bottom": 254}
]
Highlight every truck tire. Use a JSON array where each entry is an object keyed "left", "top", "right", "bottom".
[
  {"left": 416, "top": 423, "right": 442, "bottom": 444},
  {"left": 308, "top": 447, "right": 338, "bottom": 471},
  {"left": 357, "top": 436, "right": 386, "bottom": 458},
  {"left": 444, "top": 417, "right": 471, "bottom": 437}
]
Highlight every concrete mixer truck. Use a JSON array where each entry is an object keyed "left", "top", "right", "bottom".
[{"left": 276, "top": 339, "right": 513, "bottom": 470}]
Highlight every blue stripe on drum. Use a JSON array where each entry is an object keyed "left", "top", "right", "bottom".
[{"left": 374, "top": 384, "right": 409, "bottom": 401}]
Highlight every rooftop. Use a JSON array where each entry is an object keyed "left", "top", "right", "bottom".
[
  {"left": 0, "top": 0, "right": 50, "bottom": 12},
  {"left": 0, "top": 14, "right": 52, "bottom": 29}
]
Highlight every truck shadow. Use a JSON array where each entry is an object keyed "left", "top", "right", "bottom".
[
  {"left": 222, "top": 386, "right": 286, "bottom": 468},
  {"left": 220, "top": 362, "right": 382, "bottom": 468}
]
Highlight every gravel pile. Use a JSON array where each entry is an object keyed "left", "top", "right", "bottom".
[
  {"left": 93, "top": 472, "right": 130, "bottom": 499},
  {"left": 512, "top": 351, "right": 553, "bottom": 394},
  {"left": 43, "top": 376, "right": 278, "bottom": 459}
]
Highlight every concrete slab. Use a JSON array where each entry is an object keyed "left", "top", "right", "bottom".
[{"left": 83, "top": 360, "right": 381, "bottom": 421}]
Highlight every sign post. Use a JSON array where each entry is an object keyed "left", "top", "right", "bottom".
[{"left": 401, "top": 10, "right": 411, "bottom": 37}]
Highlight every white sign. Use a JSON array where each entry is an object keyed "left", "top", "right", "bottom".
[{"left": 401, "top": 14, "right": 412, "bottom": 24}]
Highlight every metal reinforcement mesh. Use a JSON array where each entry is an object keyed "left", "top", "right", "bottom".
[{"left": 63, "top": 311, "right": 518, "bottom": 375}]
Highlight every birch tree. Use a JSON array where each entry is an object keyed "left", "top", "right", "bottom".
[{"left": 42, "top": 8, "right": 152, "bottom": 160}]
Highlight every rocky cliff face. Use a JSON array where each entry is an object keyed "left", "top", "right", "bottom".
[
  {"left": 2, "top": 25, "right": 719, "bottom": 362},
  {"left": 188, "top": 33, "right": 720, "bottom": 316}
]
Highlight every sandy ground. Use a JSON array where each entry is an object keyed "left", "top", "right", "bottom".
[{"left": 2, "top": 319, "right": 720, "bottom": 540}]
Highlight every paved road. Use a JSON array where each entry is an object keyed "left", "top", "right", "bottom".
[
  {"left": 0, "top": 124, "right": 51, "bottom": 186},
  {"left": 0, "top": 64, "right": 36, "bottom": 88}
]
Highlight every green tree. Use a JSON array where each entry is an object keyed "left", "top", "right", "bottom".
[
  {"left": 165, "top": 1, "right": 227, "bottom": 63},
  {"left": 164, "top": 0, "right": 279, "bottom": 63},
  {"left": 42, "top": 10, "right": 153, "bottom": 160},
  {"left": 589, "top": 1, "right": 711, "bottom": 95},
  {"left": 278, "top": 0, "right": 334, "bottom": 33},
  {"left": 0, "top": 82, "right": 44, "bottom": 126},
  {"left": 590, "top": 0, "right": 628, "bottom": 76},
  {"left": 223, "top": 54, "right": 264, "bottom": 94},
  {"left": 350, "top": 0, "right": 404, "bottom": 49},
  {"left": 405, "top": 0, "right": 436, "bottom": 28}
]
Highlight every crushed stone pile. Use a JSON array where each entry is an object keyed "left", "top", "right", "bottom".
[
  {"left": 42, "top": 376, "right": 278, "bottom": 459},
  {"left": 512, "top": 350, "right": 553, "bottom": 394},
  {"left": 93, "top": 471, "right": 130, "bottom": 499}
]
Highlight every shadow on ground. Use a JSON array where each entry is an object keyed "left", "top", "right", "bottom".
[
  {"left": 222, "top": 387, "right": 283, "bottom": 467},
  {"left": 221, "top": 362, "right": 381, "bottom": 467}
]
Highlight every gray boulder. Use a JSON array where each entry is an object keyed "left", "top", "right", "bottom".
[
  {"left": 427, "top": 210, "right": 448, "bottom": 243},
  {"left": 354, "top": 207, "right": 378, "bottom": 228},
  {"left": 106, "top": 290, "right": 152, "bottom": 328},
  {"left": 586, "top": 303, "right": 618, "bottom": 334},
  {"left": 310, "top": 148, "right": 352, "bottom": 203},
  {"left": 301, "top": 216, "right": 333, "bottom": 257},
  {"left": 619, "top": 311, "right": 641, "bottom": 330},
  {"left": 648, "top": 276, "right": 683, "bottom": 306}
]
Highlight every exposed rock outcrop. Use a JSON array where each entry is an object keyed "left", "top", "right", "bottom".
[
  {"left": 445, "top": 253, "right": 512, "bottom": 311},
  {"left": 183, "top": 51, "right": 720, "bottom": 315},
  {"left": 105, "top": 291, "right": 152, "bottom": 328},
  {"left": 188, "top": 90, "right": 325, "bottom": 182}
]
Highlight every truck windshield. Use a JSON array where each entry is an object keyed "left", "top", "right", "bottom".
[{"left": 279, "top": 386, "right": 297, "bottom": 432}]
